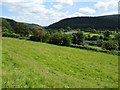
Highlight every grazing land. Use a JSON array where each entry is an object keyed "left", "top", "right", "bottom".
[{"left": 2, "top": 37, "right": 118, "bottom": 88}]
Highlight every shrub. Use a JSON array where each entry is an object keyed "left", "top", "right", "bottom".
[
  {"left": 49, "top": 33, "right": 63, "bottom": 45},
  {"left": 102, "top": 41, "right": 118, "bottom": 50},
  {"left": 49, "top": 33, "right": 72, "bottom": 46},
  {"left": 2, "top": 32, "right": 20, "bottom": 38},
  {"left": 97, "top": 40, "right": 103, "bottom": 47},
  {"left": 72, "top": 31, "right": 85, "bottom": 45},
  {"left": 90, "top": 35, "right": 99, "bottom": 41},
  {"left": 89, "top": 41, "right": 96, "bottom": 46},
  {"left": 61, "top": 34, "right": 72, "bottom": 46}
]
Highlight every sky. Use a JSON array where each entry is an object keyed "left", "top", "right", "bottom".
[{"left": 0, "top": 0, "right": 119, "bottom": 26}]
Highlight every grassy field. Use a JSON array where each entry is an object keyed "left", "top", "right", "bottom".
[
  {"left": 2, "top": 37, "right": 118, "bottom": 88},
  {"left": 0, "top": 36, "right": 2, "bottom": 89}
]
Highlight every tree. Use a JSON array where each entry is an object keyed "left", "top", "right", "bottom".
[
  {"left": 102, "top": 41, "right": 118, "bottom": 50},
  {"left": 72, "top": 33, "right": 78, "bottom": 44},
  {"left": 2, "top": 19, "right": 13, "bottom": 31},
  {"left": 15, "top": 23, "right": 29, "bottom": 37},
  {"left": 30, "top": 29, "right": 46, "bottom": 42},
  {"left": 72, "top": 31, "right": 85, "bottom": 45},
  {"left": 99, "top": 35, "right": 103, "bottom": 39},
  {"left": 61, "top": 34, "right": 72, "bottom": 46},
  {"left": 103, "top": 30, "right": 111, "bottom": 40},
  {"left": 49, "top": 32, "right": 63, "bottom": 45},
  {"left": 91, "top": 35, "right": 99, "bottom": 41},
  {"left": 42, "top": 32, "right": 50, "bottom": 42},
  {"left": 115, "top": 32, "right": 120, "bottom": 50}
]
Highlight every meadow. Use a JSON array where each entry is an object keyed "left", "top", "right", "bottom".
[{"left": 2, "top": 37, "right": 118, "bottom": 88}]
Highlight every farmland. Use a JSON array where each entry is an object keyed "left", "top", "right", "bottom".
[{"left": 2, "top": 37, "right": 118, "bottom": 88}]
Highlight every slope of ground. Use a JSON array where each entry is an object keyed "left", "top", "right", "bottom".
[
  {"left": 2, "top": 37, "right": 118, "bottom": 88},
  {"left": 47, "top": 14, "right": 119, "bottom": 30}
]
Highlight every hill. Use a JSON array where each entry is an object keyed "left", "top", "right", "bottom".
[
  {"left": 1, "top": 17, "right": 43, "bottom": 31},
  {"left": 47, "top": 14, "right": 120, "bottom": 30},
  {"left": 2, "top": 37, "right": 118, "bottom": 88}
]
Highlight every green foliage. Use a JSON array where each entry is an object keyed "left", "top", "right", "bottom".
[
  {"left": 2, "top": 32, "right": 20, "bottom": 38},
  {"left": 49, "top": 33, "right": 62, "bottom": 45},
  {"left": 102, "top": 40, "right": 118, "bottom": 50},
  {"left": 90, "top": 35, "right": 99, "bottom": 41},
  {"left": 30, "top": 29, "right": 46, "bottom": 42},
  {"left": 49, "top": 32, "right": 71, "bottom": 46},
  {"left": 103, "top": 30, "right": 111, "bottom": 40},
  {"left": 2, "top": 18, "right": 13, "bottom": 31},
  {"left": 61, "top": 34, "right": 72, "bottom": 46},
  {"left": 115, "top": 32, "right": 120, "bottom": 50},
  {"left": 89, "top": 41, "right": 97, "bottom": 46},
  {"left": 47, "top": 15, "right": 119, "bottom": 30},
  {"left": 97, "top": 40, "right": 104, "bottom": 47},
  {"left": 99, "top": 35, "right": 104, "bottom": 39},
  {"left": 72, "top": 31, "right": 85, "bottom": 45},
  {"left": 15, "top": 23, "right": 29, "bottom": 36}
]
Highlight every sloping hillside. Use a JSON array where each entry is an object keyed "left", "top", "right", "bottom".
[
  {"left": 2, "top": 37, "right": 118, "bottom": 88},
  {"left": 47, "top": 14, "right": 119, "bottom": 30},
  {"left": 1, "top": 17, "right": 43, "bottom": 31}
]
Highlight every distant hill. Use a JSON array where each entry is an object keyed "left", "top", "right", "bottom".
[
  {"left": 47, "top": 14, "right": 120, "bottom": 30},
  {"left": 1, "top": 17, "right": 43, "bottom": 30}
]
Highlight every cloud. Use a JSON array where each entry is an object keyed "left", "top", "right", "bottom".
[
  {"left": 79, "top": 7, "right": 96, "bottom": 14},
  {"left": 2, "top": 0, "right": 70, "bottom": 26},
  {"left": 2, "top": 0, "right": 118, "bottom": 26},
  {"left": 2, "top": 0, "right": 44, "bottom": 4},
  {"left": 53, "top": 0, "right": 73, "bottom": 10},
  {"left": 101, "top": 11, "right": 118, "bottom": 15},
  {"left": 67, "top": 12, "right": 87, "bottom": 18},
  {"left": 94, "top": 0, "right": 118, "bottom": 11},
  {"left": 53, "top": 4, "right": 63, "bottom": 10},
  {"left": 58, "top": 0, "right": 73, "bottom": 6}
]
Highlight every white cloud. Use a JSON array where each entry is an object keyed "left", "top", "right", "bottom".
[
  {"left": 94, "top": 0, "right": 118, "bottom": 11},
  {"left": 2, "top": 0, "right": 118, "bottom": 26},
  {"left": 2, "top": 0, "right": 70, "bottom": 26},
  {"left": 2, "top": 0, "right": 44, "bottom": 4},
  {"left": 59, "top": 0, "right": 73, "bottom": 6},
  {"left": 53, "top": 4, "right": 63, "bottom": 10},
  {"left": 79, "top": 7, "right": 96, "bottom": 14},
  {"left": 101, "top": 11, "right": 118, "bottom": 15},
  {"left": 67, "top": 12, "right": 87, "bottom": 18},
  {"left": 53, "top": 0, "right": 73, "bottom": 10}
]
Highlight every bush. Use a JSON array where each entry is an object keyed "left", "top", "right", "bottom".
[
  {"left": 97, "top": 40, "right": 103, "bottom": 47},
  {"left": 72, "top": 31, "right": 85, "bottom": 45},
  {"left": 99, "top": 35, "right": 103, "bottom": 39},
  {"left": 61, "top": 34, "right": 72, "bottom": 46},
  {"left": 42, "top": 33, "right": 50, "bottom": 43},
  {"left": 29, "top": 29, "right": 50, "bottom": 42},
  {"left": 90, "top": 35, "right": 99, "bottom": 41},
  {"left": 102, "top": 41, "right": 118, "bottom": 50},
  {"left": 89, "top": 41, "right": 96, "bottom": 46},
  {"left": 2, "top": 32, "right": 20, "bottom": 38},
  {"left": 49, "top": 33, "right": 72, "bottom": 46},
  {"left": 49, "top": 33, "right": 63, "bottom": 45}
]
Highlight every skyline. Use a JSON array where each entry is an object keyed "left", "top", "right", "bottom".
[{"left": 0, "top": 0, "right": 119, "bottom": 26}]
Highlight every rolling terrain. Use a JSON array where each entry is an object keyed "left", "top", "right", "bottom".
[
  {"left": 2, "top": 37, "right": 118, "bottom": 88},
  {"left": 47, "top": 14, "right": 120, "bottom": 30}
]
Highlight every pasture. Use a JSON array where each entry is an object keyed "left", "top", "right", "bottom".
[{"left": 2, "top": 37, "right": 118, "bottom": 88}]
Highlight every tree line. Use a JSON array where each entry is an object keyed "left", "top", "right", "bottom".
[{"left": 2, "top": 18, "right": 120, "bottom": 52}]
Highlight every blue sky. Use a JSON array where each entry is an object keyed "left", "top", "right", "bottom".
[{"left": 0, "top": 0, "right": 119, "bottom": 26}]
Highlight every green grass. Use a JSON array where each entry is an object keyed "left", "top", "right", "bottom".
[
  {"left": 2, "top": 37, "right": 118, "bottom": 88},
  {"left": 84, "top": 32, "right": 102, "bottom": 37},
  {"left": 65, "top": 31, "right": 78, "bottom": 34},
  {"left": 86, "top": 45, "right": 103, "bottom": 50},
  {"left": 0, "top": 37, "right": 2, "bottom": 89}
]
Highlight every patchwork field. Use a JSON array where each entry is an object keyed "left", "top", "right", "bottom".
[{"left": 2, "top": 37, "right": 118, "bottom": 88}]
